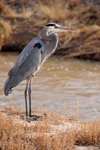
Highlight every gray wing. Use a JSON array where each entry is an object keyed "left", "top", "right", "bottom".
[
  {"left": 8, "top": 37, "right": 43, "bottom": 76},
  {"left": 13, "top": 46, "right": 42, "bottom": 83},
  {"left": 4, "top": 44, "right": 43, "bottom": 95}
]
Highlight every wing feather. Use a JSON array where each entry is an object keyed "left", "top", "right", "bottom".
[
  {"left": 8, "top": 37, "right": 42, "bottom": 76},
  {"left": 4, "top": 44, "right": 43, "bottom": 96}
]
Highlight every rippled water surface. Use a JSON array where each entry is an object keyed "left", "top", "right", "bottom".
[{"left": 0, "top": 54, "right": 100, "bottom": 120}]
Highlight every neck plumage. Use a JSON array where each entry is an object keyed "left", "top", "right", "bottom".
[{"left": 40, "top": 27, "right": 58, "bottom": 59}]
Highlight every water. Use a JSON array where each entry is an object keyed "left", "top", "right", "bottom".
[{"left": 0, "top": 54, "right": 100, "bottom": 120}]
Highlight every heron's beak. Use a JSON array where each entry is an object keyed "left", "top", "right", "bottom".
[{"left": 58, "top": 26, "right": 79, "bottom": 32}]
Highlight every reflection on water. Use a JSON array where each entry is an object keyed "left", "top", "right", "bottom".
[{"left": 0, "top": 54, "right": 100, "bottom": 120}]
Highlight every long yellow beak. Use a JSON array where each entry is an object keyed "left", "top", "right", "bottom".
[{"left": 58, "top": 26, "right": 79, "bottom": 32}]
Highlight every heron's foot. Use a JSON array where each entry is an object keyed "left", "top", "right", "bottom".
[
  {"left": 30, "top": 114, "right": 41, "bottom": 118},
  {"left": 26, "top": 114, "right": 42, "bottom": 121}
]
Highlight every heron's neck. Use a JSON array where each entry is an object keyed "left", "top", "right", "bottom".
[{"left": 40, "top": 27, "right": 58, "bottom": 57}]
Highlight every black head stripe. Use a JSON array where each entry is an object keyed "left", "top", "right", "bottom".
[
  {"left": 46, "top": 23, "right": 56, "bottom": 27},
  {"left": 33, "top": 23, "right": 57, "bottom": 32}
]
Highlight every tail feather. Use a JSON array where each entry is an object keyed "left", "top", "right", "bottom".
[
  {"left": 4, "top": 74, "right": 24, "bottom": 96},
  {"left": 4, "top": 78, "right": 13, "bottom": 96}
]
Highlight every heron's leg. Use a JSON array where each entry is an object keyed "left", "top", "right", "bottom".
[
  {"left": 24, "top": 80, "right": 29, "bottom": 116},
  {"left": 28, "top": 79, "right": 32, "bottom": 117},
  {"left": 28, "top": 76, "right": 41, "bottom": 119}
]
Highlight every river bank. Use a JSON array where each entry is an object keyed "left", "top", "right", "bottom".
[
  {"left": 0, "top": 0, "right": 100, "bottom": 60},
  {"left": 0, "top": 105, "right": 100, "bottom": 150}
]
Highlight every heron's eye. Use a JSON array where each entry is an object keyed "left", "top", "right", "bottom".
[{"left": 54, "top": 25, "right": 57, "bottom": 28}]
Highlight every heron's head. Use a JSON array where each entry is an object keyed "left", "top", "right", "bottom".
[{"left": 45, "top": 23, "right": 79, "bottom": 33}]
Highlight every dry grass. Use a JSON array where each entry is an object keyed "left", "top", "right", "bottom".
[
  {"left": 0, "top": 105, "right": 100, "bottom": 150},
  {"left": 5, "top": 9, "right": 33, "bottom": 19},
  {"left": 38, "top": 3, "right": 67, "bottom": 21},
  {"left": 75, "top": 120, "right": 100, "bottom": 145},
  {"left": 54, "top": 25, "right": 100, "bottom": 58},
  {"left": 0, "top": 1, "right": 33, "bottom": 19},
  {"left": 0, "top": 1, "right": 11, "bottom": 15},
  {"left": 0, "top": 19, "right": 12, "bottom": 39},
  {"left": 34, "top": 0, "right": 100, "bottom": 59},
  {"left": 0, "top": 18, "right": 12, "bottom": 49},
  {"left": 0, "top": 0, "right": 100, "bottom": 59}
]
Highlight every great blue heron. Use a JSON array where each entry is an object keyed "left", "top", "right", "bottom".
[{"left": 4, "top": 23, "right": 78, "bottom": 117}]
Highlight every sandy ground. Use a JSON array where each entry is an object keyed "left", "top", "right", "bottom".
[{"left": 0, "top": 106, "right": 100, "bottom": 150}]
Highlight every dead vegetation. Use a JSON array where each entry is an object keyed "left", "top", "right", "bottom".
[
  {"left": 0, "top": 105, "right": 100, "bottom": 150},
  {"left": 0, "top": 0, "right": 100, "bottom": 60},
  {"left": 0, "top": 18, "right": 12, "bottom": 49}
]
